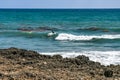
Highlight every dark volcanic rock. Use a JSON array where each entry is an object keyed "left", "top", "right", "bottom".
[
  {"left": 76, "top": 55, "right": 89, "bottom": 61},
  {"left": 0, "top": 73, "right": 3, "bottom": 77},
  {"left": 52, "top": 55, "right": 63, "bottom": 59},
  {"left": 104, "top": 70, "right": 113, "bottom": 77},
  {"left": 0, "top": 47, "right": 119, "bottom": 80}
]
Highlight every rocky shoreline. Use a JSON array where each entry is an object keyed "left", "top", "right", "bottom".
[{"left": 0, "top": 47, "right": 119, "bottom": 80}]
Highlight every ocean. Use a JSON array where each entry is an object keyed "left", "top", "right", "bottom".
[{"left": 0, "top": 9, "right": 120, "bottom": 65}]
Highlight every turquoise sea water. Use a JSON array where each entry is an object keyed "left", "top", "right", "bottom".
[{"left": 0, "top": 9, "right": 120, "bottom": 65}]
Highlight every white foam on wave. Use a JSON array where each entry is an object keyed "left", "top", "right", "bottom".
[
  {"left": 47, "top": 32, "right": 57, "bottom": 37},
  {"left": 55, "top": 33, "right": 120, "bottom": 41},
  {"left": 40, "top": 51, "right": 120, "bottom": 65}
]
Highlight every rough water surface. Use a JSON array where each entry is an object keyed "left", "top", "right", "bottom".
[{"left": 0, "top": 9, "right": 120, "bottom": 65}]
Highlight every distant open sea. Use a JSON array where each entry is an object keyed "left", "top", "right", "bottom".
[{"left": 0, "top": 9, "right": 120, "bottom": 65}]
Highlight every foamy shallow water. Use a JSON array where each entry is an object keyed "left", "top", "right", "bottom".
[{"left": 40, "top": 51, "right": 120, "bottom": 66}]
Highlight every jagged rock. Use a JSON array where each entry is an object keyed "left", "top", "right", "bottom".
[
  {"left": 0, "top": 47, "right": 119, "bottom": 80},
  {"left": 104, "top": 70, "right": 113, "bottom": 77},
  {"left": 76, "top": 55, "right": 89, "bottom": 61},
  {"left": 52, "top": 55, "right": 63, "bottom": 59}
]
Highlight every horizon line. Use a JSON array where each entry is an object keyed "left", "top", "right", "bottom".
[{"left": 0, "top": 8, "right": 120, "bottom": 9}]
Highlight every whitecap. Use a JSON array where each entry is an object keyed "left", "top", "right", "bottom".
[{"left": 55, "top": 33, "right": 120, "bottom": 41}]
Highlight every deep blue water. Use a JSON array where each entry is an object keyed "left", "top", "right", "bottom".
[{"left": 0, "top": 9, "right": 120, "bottom": 65}]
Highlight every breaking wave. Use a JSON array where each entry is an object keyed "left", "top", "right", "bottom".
[{"left": 55, "top": 33, "right": 120, "bottom": 41}]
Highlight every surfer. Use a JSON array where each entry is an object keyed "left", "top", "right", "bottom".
[
  {"left": 47, "top": 30, "right": 56, "bottom": 37},
  {"left": 51, "top": 30, "right": 55, "bottom": 33}
]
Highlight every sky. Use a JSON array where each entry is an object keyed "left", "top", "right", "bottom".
[{"left": 0, "top": 0, "right": 120, "bottom": 9}]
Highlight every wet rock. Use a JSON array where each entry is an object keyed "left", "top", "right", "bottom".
[
  {"left": 104, "top": 70, "right": 113, "bottom": 77},
  {"left": 74, "top": 59, "right": 83, "bottom": 65},
  {"left": 52, "top": 55, "right": 63, "bottom": 59},
  {"left": 76, "top": 55, "right": 89, "bottom": 61},
  {"left": 39, "top": 55, "right": 52, "bottom": 59},
  {"left": 63, "top": 58, "right": 83, "bottom": 65}
]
